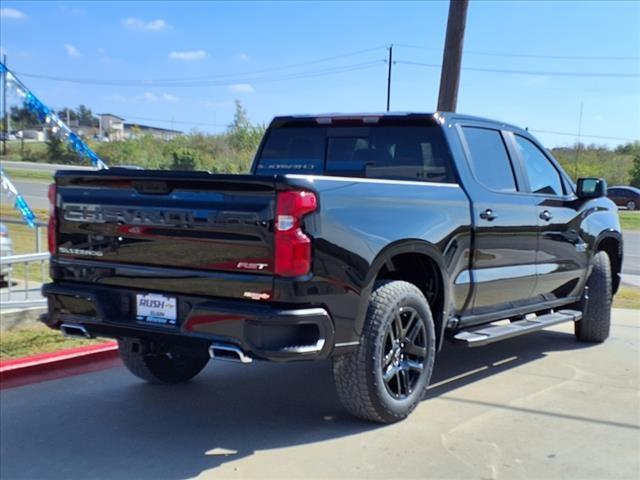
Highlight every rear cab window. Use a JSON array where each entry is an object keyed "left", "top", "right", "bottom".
[{"left": 255, "top": 119, "right": 456, "bottom": 183}]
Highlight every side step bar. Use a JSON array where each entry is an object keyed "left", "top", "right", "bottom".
[{"left": 454, "top": 309, "right": 582, "bottom": 347}]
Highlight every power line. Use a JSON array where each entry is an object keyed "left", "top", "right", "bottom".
[
  {"left": 149, "top": 45, "right": 388, "bottom": 82},
  {"left": 16, "top": 60, "right": 385, "bottom": 87},
  {"left": 15, "top": 45, "right": 387, "bottom": 87},
  {"left": 122, "top": 115, "right": 227, "bottom": 128},
  {"left": 395, "top": 43, "right": 640, "bottom": 61},
  {"left": 528, "top": 129, "right": 637, "bottom": 142},
  {"left": 396, "top": 60, "right": 640, "bottom": 78}
]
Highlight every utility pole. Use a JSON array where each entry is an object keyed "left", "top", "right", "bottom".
[
  {"left": 2, "top": 54, "right": 7, "bottom": 156},
  {"left": 437, "top": 0, "right": 469, "bottom": 112},
  {"left": 386, "top": 44, "right": 393, "bottom": 112}
]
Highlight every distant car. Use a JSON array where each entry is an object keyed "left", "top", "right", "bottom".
[
  {"left": 0, "top": 222, "right": 14, "bottom": 282},
  {"left": 607, "top": 186, "right": 640, "bottom": 210}
]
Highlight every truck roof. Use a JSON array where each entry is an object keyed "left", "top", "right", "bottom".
[{"left": 270, "top": 112, "right": 527, "bottom": 135}]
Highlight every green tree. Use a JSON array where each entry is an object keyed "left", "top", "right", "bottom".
[
  {"left": 10, "top": 106, "right": 39, "bottom": 128},
  {"left": 171, "top": 148, "right": 201, "bottom": 171},
  {"left": 227, "top": 100, "right": 264, "bottom": 151},
  {"left": 76, "top": 105, "right": 97, "bottom": 127},
  {"left": 46, "top": 136, "right": 70, "bottom": 163},
  {"left": 57, "top": 108, "right": 79, "bottom": 124},
  {"left": 629, "top": 154, "right": 640, "bottom": 188}
]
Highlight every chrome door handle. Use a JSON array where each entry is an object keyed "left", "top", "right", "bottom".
[
  {"left": 540, "top": 210, "right": 553, "bottom": 221},
  {"left": 480, "top": 209, "right": 497, "bottom": 221}
]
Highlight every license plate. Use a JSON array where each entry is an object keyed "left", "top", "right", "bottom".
[{"left": 136, "top": 293, "right": 177, "bottom": 325}]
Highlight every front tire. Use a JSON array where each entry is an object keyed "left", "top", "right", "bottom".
[
  {"left": 333, "top": 280, "right": 436, "bottom": 423},
  {"left": 575, "top": 251, "right": 612, "bottom": 342},
  {"left": 118, "top": 338, "right": 210, "bottom": 384}
]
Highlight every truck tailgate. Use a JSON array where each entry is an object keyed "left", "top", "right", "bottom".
[{"left": 55, "top": 170, "right": 276, "bottom": 276}]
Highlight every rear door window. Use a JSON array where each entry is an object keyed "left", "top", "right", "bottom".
[{"left": 462, "top": 127, "right": 518, "bottom": 192}]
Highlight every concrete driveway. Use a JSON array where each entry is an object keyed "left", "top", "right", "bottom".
[{"left": 1, "top": 309, "right": 638, "bottom": 480}]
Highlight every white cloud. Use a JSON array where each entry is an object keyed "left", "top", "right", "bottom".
[
  {"left": 236, "top": 53, "right": 250, "bottom": 61},
  {"left": 139, "top": 92, "right": 158, "bottom": 102},
  {"left": 1, "top": 8, "right": 26, "bottom": 20},
  {"left": 64, "top": 44, "right": 81, "bottom": 57},
  {"left": 121, "top": 17, "right": 167, "bottom": 32},
  {"left": 97, "top": 47, "right": 106, "bottom": 55},
  {"left": 162, "top": 93, "right": 179, "bottom": 102},
  {"left": 227, "top": 83, "right": 254, "bottom": 93},
  {"left": 169, "top": 50, "right": 207, "bottom": 61}
]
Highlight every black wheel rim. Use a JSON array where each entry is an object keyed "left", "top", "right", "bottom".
[{"left": 381, "top": 306, "right": 427, "bottom": 399}]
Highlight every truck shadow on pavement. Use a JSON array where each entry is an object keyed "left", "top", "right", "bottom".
[{"left": 1, "top": 329, "right": 595, "bottom": 479}]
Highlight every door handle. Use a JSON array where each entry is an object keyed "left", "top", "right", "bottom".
[
  {"left": 480, "top": 209, "right": 497, "bottom": 221},
  {"left": 540, "top": 210, "right": 553, "bottom": 221}
]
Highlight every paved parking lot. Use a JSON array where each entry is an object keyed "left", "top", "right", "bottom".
[{"left": 1, "top": 309, "right": 639, "bottom": 480}]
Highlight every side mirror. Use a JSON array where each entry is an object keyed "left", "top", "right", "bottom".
[{"left": 577, "top": 177, "right": 607, "bottom": 199}]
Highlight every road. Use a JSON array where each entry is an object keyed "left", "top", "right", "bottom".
[
  {"left": 623, "top": 230, "right": 640, "bottom": 275},
  {"left": 1, "top": 310, "right": 638, "bottom": 479},
  {"left": 1, "top": 160, "right": 94, "bottom": 173},
  {"left": 6, "top": 179, "right": 50, "bottom": 210}
]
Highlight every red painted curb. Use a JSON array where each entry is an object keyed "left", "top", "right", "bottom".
[{"left": 0, "top": 341, "right": 122, "bottom": 390}]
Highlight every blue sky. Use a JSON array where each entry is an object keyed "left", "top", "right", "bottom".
[{"left": 1, "top": 1, "right": 638, "bottom": 148}]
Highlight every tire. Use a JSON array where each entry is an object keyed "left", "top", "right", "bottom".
[
  {"left": 575, "top": 251, "right": 612, "bottom": 342},
  {"left": 626, "top": 200, "right": 637, "bottom": 211},
  {"left": 118, "top": 338, "right": 210, "bottom": 384},
  {"left": 333, "top": 280, "right": 436, "bottom": 423}
]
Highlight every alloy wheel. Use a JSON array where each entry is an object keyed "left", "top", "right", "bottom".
[{"left": 381, "top": 306, "right": 427, "bottom": 399}]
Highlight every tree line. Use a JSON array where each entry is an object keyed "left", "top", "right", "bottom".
[{"left": 1, "top": 102, "right": 639, "bottom": 186}]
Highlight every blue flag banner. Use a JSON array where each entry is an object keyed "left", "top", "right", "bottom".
[
  {"left": 0, "top": 62, "right": 108, "bottom": 170},
  {"left": 0, "top": 168, "right": 37, "bottom": 228},
  {"left": 1, "top": 62, "right": 110, "bottom": 226}
]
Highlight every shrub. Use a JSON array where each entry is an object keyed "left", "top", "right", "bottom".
[{"left": 171, "top": 148, "right": 201, "bottom": 171}]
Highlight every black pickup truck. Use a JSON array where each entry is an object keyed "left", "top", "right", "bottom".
[{"left": 42, "top": 112, "right": 623, "bottom": 423}]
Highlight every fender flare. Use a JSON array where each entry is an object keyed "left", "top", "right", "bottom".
[
  {"left": 593, "top": 229, "right": 623, "bottom": 293},
  {"left": 353, "top": 239, "right": 451, "bottom": 349}
]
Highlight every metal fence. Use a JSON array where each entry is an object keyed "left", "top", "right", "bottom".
[{"left": 1, "top": 218, "right": 49, "bottom": 309}]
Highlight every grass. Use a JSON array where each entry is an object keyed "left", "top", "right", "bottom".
[
  {"left": 619, "top": 211, "right": 640, "bottom": 231},
  {"left": 613, "top": 285, "right": 640, "bottom": 310},
  {"left": 0, "top": 324, "right": 104, "bottom": 360},
  {"left": 1, "top": 167, "right": 53, "bottom": 182}
]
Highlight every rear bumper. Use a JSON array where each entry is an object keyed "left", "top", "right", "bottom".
[{"left": 41, "top": 282, "right": 335, "bottom": 362}]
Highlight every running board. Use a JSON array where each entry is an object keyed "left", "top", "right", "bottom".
[{"left": 454, "top": 309, "right": 582, "bottom": 347}]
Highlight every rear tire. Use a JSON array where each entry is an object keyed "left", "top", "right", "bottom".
[
  {"left": 575, "top": 251, "right": 612, "bottom": 342},
  {"left": 333, "top": 280, "right": 436, "bottom": 423},
  {"left": 626, "top": 200, "right": 637, "bottom": 211},
  {"left": 118, "top": 338, "right": 210, "bottom": 384}
]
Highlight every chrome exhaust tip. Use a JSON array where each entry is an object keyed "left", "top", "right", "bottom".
[
  {"left": 208, "top": 343, "right": 252, "bottom": 364},
  {"left": 60, "top": 323, "right": 93, "bottom": 339}
]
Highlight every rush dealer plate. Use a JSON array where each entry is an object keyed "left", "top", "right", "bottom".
[{"left": 136, "top": 293, "right": 177, "bottom": 326}]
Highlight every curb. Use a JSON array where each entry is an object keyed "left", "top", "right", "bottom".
[{"left": 0, "top": 341, "right": 121, "bottom": 390}]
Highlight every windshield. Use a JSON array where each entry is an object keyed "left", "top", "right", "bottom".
[{"left": 255, "top": 125, "right": 456, "bottom": 183}]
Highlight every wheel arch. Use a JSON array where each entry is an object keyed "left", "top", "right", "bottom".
[
  {"left": 594, "top": 231, "right": 623, "bottom": 294},
  {"left": 355, "top": 240, "right": 451, "bottom": 351}
]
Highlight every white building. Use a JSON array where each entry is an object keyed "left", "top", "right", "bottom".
[{"left": 99, "top": 113, "right": 125, "bottom": 141}]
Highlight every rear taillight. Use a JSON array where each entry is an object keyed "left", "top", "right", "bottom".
[
  {"left": 48, "top": 183, "right": 57, "bottom": 255},
  {"left": 274, "top": 190, "right": 317, "bottom": 277}
]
